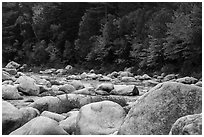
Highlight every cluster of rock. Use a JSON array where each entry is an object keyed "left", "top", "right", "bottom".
[{"left": 2, "top": 61, "right": 202, "bottom": 135}]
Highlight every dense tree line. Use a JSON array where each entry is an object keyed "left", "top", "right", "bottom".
[{"left": 2, "top": 2, "right": 202, "bottom": 77}]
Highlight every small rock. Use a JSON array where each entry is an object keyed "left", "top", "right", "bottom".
[{"left": 59, "top": 84, "right": 76, "bottom": 94}]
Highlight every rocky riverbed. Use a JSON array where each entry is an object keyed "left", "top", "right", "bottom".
[{"left": 2, "top": 61, "right": 202, "bottom": 135}]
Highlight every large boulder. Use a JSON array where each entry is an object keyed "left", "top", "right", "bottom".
[
  {"left": 176, "top": 76, "right": 198, "bottom": 84},
  {"left": 9, "top": 116, "right": 68, "bottom": 135},
  {"left": 40, "top": 111, "right": 66, "bottom": 122},
  {"left": 118, "top": 82, "right": 202, "bottom": 135},
  {"left": 2, "top": 84, "right": 23, "bottom": 100},
  {"left": 70, "top": 80, "right": 84, "bottom": 90},
  {"left": 59, "top": 111, "right": 79, "bottom": 134},
  {"left": 15, "top": 76, "right": 40, "bottom": 96},
  {"left": 5, "top": 61, "right": 20, "bottom": 69},
  {"left": 96, "top": 83, "right": 114, "bottom": 93},
  {"left": 169, "top": 113, "right": 202, "bottom": 135},
  {"left": 76, "top": 101, "right": 126, "bottom": 135},
  {"left": 2, "top": 101, "right": 38, "bottom": 135},
  {"left": 110, "top": 85, "right": 139, "bottom": 96}
]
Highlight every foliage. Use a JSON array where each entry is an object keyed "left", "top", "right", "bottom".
[{"left": 2, "top": 2, "right": 202, "bottom": 77}]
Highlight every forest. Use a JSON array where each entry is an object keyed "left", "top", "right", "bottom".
[{"left": 2, "top": 2, "right": 202, "bottom": 77}]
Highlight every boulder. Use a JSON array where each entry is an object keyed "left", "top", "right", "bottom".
[
  {"left": 139, "top": 74, "right": 151, "bottom": 80},
  {"left": 121, "top": 77, "right": 136, "bottom": 82},
  {"left": 2, "top": 84, "right": 23, "bottom": 100},
  {"left": 87, "top": 73, "right": 97, "bottom": 79},
  {"left": 2, "top": 71, "right": 13, "bottom": 81},
  {"left": 29, "top": 94, "right": 128, "bottom": 114},
  {"left": 109, "top": 71, "right": 119, "bottom": 78},
  {"left": 99, "top": 76, "right": 112, "bottom": 81},
  {"left": 40, "top": 111, "right": 66, "bottom": 122},
  {"left": 95, "top": 90, "right": 110, "bottom": 95},
  {"left": 96, "top": 83, "right": 114, "bottom": 93},
  {"left": 176, "top": 76, "right": 198, "bottom": 84},
  {"left": 163, "top": 74, "right": 176, "bottom": 81},
  {"left": 195, "top": 81, "right": 202, "bottom": 87},
  {"left": 72, "top": 87, "right": 96, "bottom": 95},
  {"left": 2, "top": 80, "right": 14, "bottom": 85},
  {"left": 3, "top": 68, "right": 17, "bottom": 75},
  {"left": 70, "top": 80, "right": 84, "bottom": 90},
  {"left": 59, "top": 111, "right": 79, "bottom": 134},
  {"left": 119, "top": 71, "right": 133, "bottom": 77},
  {"left": 9, "top": 116, "right": 68, "bottom": 135},
  {"left": 118, "top": 82, "right": 202, "bottom": 135},
  {"left": 15, "top": 76, "right": 40, "bottom": 96},
  {"left": 2, "top": 101, "right": 38, "bottom": 135},
  {"left": 76, "top": 101, "right": 126, "bottom": 135},
  {"left": 59, "top": 84, "right": 76, "bottom": 94},
  {"left": 65, "top": 65, "right": 73, "bottom": 70},
  {"left": 110, "top": 85, "right": 139, "bottom": 96},
  {"left": 169, "top": 113, "right": 202, "bottom": 135},
  {"left": 81, "top": 72, "right": 87, "bottom": 79},
  {"left": 5, "top": 61, "right": 20, "bottom": 69},
  {"left": 143, "top": 80, "right": 159, "bottom": 87},
  {"left": 15, "top": 72, "right": 26, "bottom": 77}
]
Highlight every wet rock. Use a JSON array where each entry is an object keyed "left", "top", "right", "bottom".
[
  {"left": 76, "top": 101, "right": 126, "bottom": 135},
  {"left": 118, "top": 82, "right": 202, "bottom": 135},
  {"left": 40, "top": 111, "right": 66, "bottom": 122},
  {"left": 10, "top": 116, "right": 68, "bottom": 135},
  {"left": 169, "top": 113, "right": 202, "bottom": 135},
  {"left": 15, "top": 76, "right": 40, "bottom": 96},
  {"left": 2, "top": 84, "right": 23, "bottom": 100},
  {"left": 110, "top": 85, "right": 139, "bottom": 96},
  {"left": 59, "top": 111, "right": 79, "bottom": 134}
]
